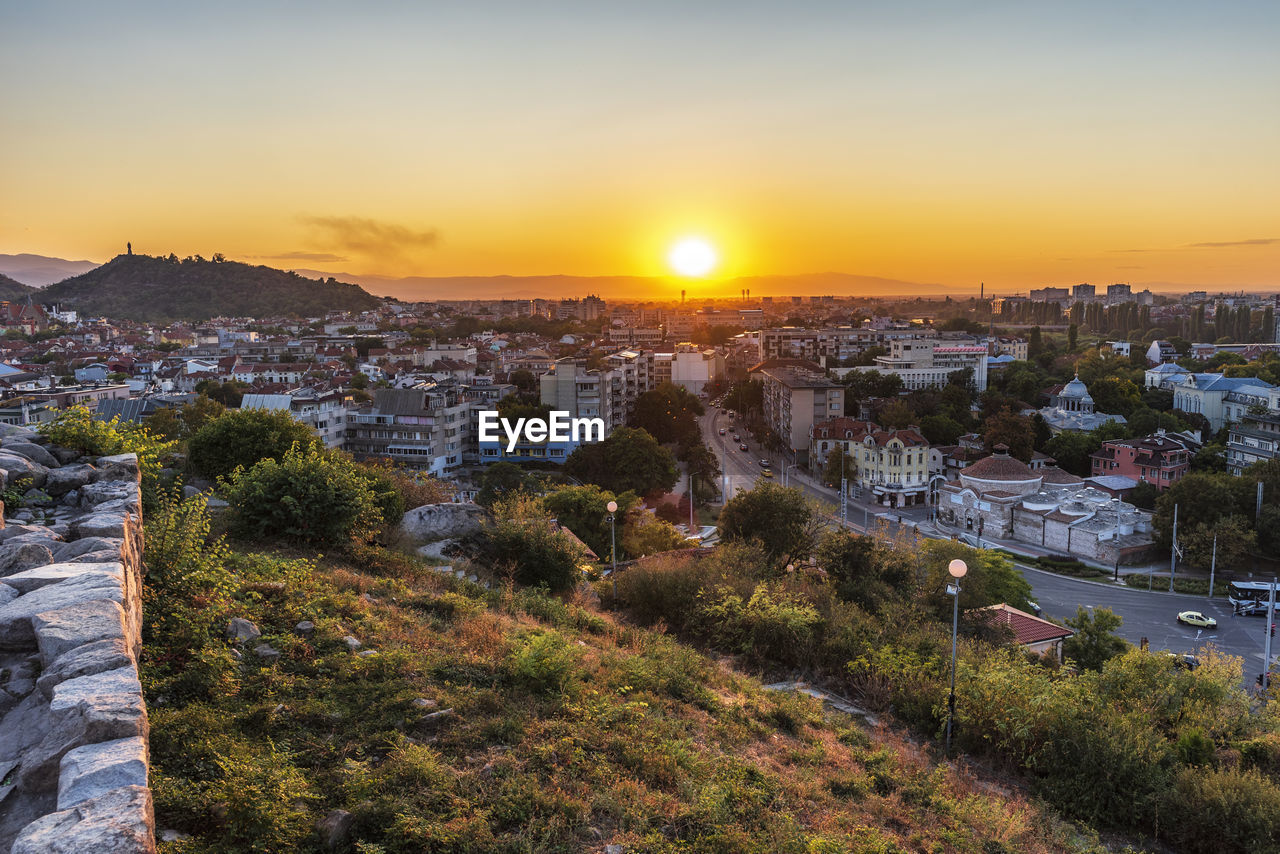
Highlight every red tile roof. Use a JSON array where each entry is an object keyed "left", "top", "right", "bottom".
[{"left": 976, "top": 604, "right": 1074, "bottom": 645}]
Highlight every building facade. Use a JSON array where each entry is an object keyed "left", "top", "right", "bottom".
[
  {"left": 1089, "top": 431, "right": 1192, "bottom": 490},
  {"left": 754, "top": 366, "right": 845, "bottom": 463},
  {"left": 810, "top": 418, "right": 931, "bottom": 507}
]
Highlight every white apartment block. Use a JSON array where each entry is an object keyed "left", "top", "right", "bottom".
[
  {"left": 671, "top": 343, "right": 724, "bottom": 396},
  {"left": 847, "top": 338, "right": 989, "bottom": 392}
]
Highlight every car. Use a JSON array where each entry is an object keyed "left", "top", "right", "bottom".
[
  {"left": 718, "top": 427, "right": 726, "bottom": 435},
  {"left": 1165, "top": 653, "right": 1201, "bottom": 670},
  {"left": 759, "top": 459, "right": 771, "bottom": 468},
  {"left": 732, "top": 434, "right": 740, "bottom": 442},
  {"left": 761, "top": 469, "right": 774, "bottom": 478},
  {"left": 1026, "top": 600, "right": 1042, "bottom": 617},
  {"left": 1177, "top": 611, "right": 1217, "bottom": 629},
  {"left": 739, "top": 444, "right": 748, "bottom": 452}
]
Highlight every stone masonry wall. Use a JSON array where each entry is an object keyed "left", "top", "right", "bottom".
[{"left": 0, "top": 423, "right": 154, "bottom": 853}]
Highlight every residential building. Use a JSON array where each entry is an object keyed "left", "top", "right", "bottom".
[
  {"left": 1227, "top": 411, "right": 1280, "bottom": 475},
  {"left": 1089, "top": 430, "right": 1192, "bottom": 490},
  {"left": 1106, "top": 283, "right": 1132, "bottom": 304},
  {"left": 989, "top": 337, "right": 1029, "bottom": 361},
  {"left": 810, "top": 418, "right": 931, "bottom": 507},
  {"left": 243, "top": 389, "right": 353, "bottom": 449},
  {"left": 1072, "top": 283, "right": 1096, "bottom": 301},
  {"left": 974, "top": 604, "right": 1074, "bottom": 662},
  {"left": 345, "top": 386, "right": 474, "bottom": 475},
  {"left": 753, "top": 365, "right": 845, "bottom": 463},
  {"left": 1146, "top": 340, "right": 1178, "bottom": 366},
  {"left": 1029, "top": 286, "right": 1069, "bottom": 302},
  {"left": 1168, "top": 373, "right": 1276, "bottom": 431},
  {"left": 670, "top": 343, "right": 723, "bottom": 396}
]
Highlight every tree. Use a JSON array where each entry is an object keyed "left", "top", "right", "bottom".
[
  {"left": 542, "top": 484, "right": 637, "bottom": 559},
  {"left": 919, "top": 540, "right": 1034, "bottom": 619},
  {"left": 821, "top": 446, "right": 856, "bottom": 487},
  {"left": 187, "top": 409, "right": 322, "bottom": 481},
  {"left": 1045, "top": 430, "right": 1100, "bottom": 476},
  {"left": 629, "top": 383, "right": 704, "bottom": 444},
  {"left": 842, "top": 370, "right": 904, "bottom": 409},
  {"left": 1089, "top": 377, "right": 1142, "bottom": 419},
  {"left": 718, "top": 482, "right": 820, "bottom": 567},
  {"left": 723, "top": 379, "right": 763, "bottom": 414},
  {"left": 194, "top": 379, "right": 248, "bottom": 408},
  {"left": 1153, "top": 473, "right": 1252, "bottom": 548},
  {"left": 1179, "top": 516, "right": 1256, "bottom": 570},
  {"left": 681, "top": 441, "right": 721, "bottom": 505},
  {"left": 1062, "top": 607, "right": 1129, "bottom": 671},
  {"left": 877, "top": 399, "right": 915, "bottom": 429},
  {"left": 981, "top": 408, "right": 1034, "bottom": 462},
  {"left": 1068, "top": 323, "right": 1078, "bottom": 351},
  {"left": 1029, "top": 326, "right": 1043, "bottom": 358},
  {"left": 508, "top": 369, "right": 537, "bottom": 392},
  {"left": 816, "top": 530, "right": 910, "bottom": 612},
  {"left": 919, "top": 414, "right": 964, "bottom": 446},
  {"left": 620, "top": 510, "right": 691, "bottom": 558},
  {"left": 564, "top": 427, "right": 679, "bottom": 497},
  {"left": 476, "top": 461, "right": 537, "bottom": 507}
]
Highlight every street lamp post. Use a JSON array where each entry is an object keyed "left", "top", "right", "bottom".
[
  {"left": 606, "top": 500, "right": 618, "bottom": 601},
  {"left": 945, "top": 558, "right": 968, "bottom": 752}
]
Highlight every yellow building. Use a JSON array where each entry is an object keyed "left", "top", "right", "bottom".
[{"left": 811, "top": 418, "right": 931, "bottom": 507}]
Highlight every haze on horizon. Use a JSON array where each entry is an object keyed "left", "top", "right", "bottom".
[{"left": 2, "top": 1, "right": 1278, "bottom": 298}]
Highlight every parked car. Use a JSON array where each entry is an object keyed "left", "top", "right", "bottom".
[
  {"left": 1165, "top": 653, "right": 1201, "bottom": 670},
  {"left": 1177, "top": 611, "right": 1217, "bottom": 629}
]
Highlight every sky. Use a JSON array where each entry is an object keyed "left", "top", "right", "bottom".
[{"left": 2, "top": 1, "right": 1278, "bottom": 296}]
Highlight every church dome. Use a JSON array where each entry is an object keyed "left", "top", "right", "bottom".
[
  {"left": 960, "top": 446, "right": 1042, "bottom": 496},
  {"left": 1061, "top": 374, "right": 1089, "bottom": 400}
]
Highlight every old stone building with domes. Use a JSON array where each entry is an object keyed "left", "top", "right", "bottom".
[
  {"left": 938, "top": 445, "right": 1155, "bottom": 564},
  {"left": 1037, "top": 373, "right": 1128, "bottom": 435}
]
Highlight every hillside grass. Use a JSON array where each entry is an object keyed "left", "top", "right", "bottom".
[{"left": 141, "top": 538, "right": 1107, "bottom": 853}]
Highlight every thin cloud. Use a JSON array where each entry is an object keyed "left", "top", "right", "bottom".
[
  {"left": 1107, "top": 248, "right": 1155, "bottom": 254},
  {"left": 251, "top": 251, "right": 350, "bottom": 263},
  {"left": 299, "top": 215, "right": 440, "bottom": 257},
  {"left": 1187, "top": 238, "right": 1279, "bottom": 248}
]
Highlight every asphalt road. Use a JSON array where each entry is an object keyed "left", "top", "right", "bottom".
[
  {"left": 698, "top": 402, "right": 1278, "bottom": 678},
  {"left": 1021, "top": 564, "right": 1277, "bottom": 677}
]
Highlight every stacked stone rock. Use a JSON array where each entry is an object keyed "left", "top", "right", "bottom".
[{"left": 0, "top": 424, "right": 154, "bottom": 854}]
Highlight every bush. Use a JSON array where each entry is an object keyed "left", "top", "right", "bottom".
[
  {"left": 41, "top": 405, "right": 175, "bottom": 508},
  {"left": 509, "top": 631, "right": 579, "bottom": 694},
  {"left": 470, "top": 494, "right": 587, "bottom": 592},
  {"left": 223, "top": 446, "right": 385, "bottom": 546},
  {"left": 187, "top": 408, "right": 321, "bottom": 481},
  {"left": 1163, "top": 767, "right": 1280, "bottom": 853},
  {"left": 697, "top": 582, "right": 822, "bottom": 665},
  {"left": 1122, "top": 574, "right": 1229, "bottom": 596}
]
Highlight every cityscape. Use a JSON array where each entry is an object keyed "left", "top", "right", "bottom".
[{"left": 2, "top": 3, "right": 1279, "bottom": 854}]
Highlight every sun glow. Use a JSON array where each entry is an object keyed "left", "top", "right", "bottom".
[{"left": 667, "top": 237, "right": 718, "bottom": 277}]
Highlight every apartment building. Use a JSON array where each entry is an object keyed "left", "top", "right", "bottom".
[
  {"left": 753, "top": 365, "right": 845, "bottom": 463},
  {"left": 848, "top": 338, "right": 989, "bottom": 392},
  {"left": 1089, "top": 431, "right": 1192, "bottom": 490},
  {"left": 757, "top": 326, "right": 927, "bottom": 367},
  {"left": 540, "top": 350, "right": 654, "bottom": 439},
  {"left": 671, "top": 343, "right": 724, "bottom": 396},
  {"left": 346, "top": 385, "right": 475, "bottom": 475},
  {"left": 1227, "top": 412, "right": 1280, "bottom": 475},
  {"left": 242, "top": 389, "right": 353, "bottom": 449}
]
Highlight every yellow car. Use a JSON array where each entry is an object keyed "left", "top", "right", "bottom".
[
  {"left": 761, "top": 469, "right": 774, "bottom": 478},
  {"left": 1177, "top": 611, "right": 1217, "bottom": 629}
]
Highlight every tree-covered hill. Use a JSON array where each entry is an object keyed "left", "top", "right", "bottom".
[
  {"left": 38, "top": 253, "right": 381, "bottom": 321},
  {"left": 0, "top": 272, "right": 36, "bottom": 301}
]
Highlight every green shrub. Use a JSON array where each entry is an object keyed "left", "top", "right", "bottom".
[
  {"left": 187, "top": 408, "right": 321, "bottom": 481},
  {"left": 41, "top": 405, "right": 174, "bottom": 507},
  {"left": 509, "top": 631, "right": 579, "bottom": 694},
  {"left": 1122, "top": 574, "right": 1229, "bottom": 596},
  {"left": 223, "top": 446, "right": 385, "bottom": 546},
  {"left": 697, "top": 582, "right": 821, "bottom": 665},
  {"left": 1163, "top": 766, "right": 1280, "bottom": 853},
  {"left": 470, "top": 494, "right": 587, "bottom": 592}
]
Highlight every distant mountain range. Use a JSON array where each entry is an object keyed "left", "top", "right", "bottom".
[
  {"left": 0, "top": 254, "right": 98, "bottom": 286},
  {"left": 291, "top": 269, "right": 967, "bottom": 301},
  {"left": 36, "top": 254, "right": 381, "bottom": 322}
]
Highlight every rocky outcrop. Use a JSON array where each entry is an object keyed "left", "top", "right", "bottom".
[
  {"left": 0, "top": 431, "right": 153, "bottom": 853},
  {"left": 400, "top": 503, "right": 488, "bottom": 542}
]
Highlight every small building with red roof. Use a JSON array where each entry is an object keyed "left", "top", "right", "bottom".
[{"left": 974, "top": 604, "right": 1074, "bottom": 662}]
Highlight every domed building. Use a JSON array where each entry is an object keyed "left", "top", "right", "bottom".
[
  {"left": 1038, "top": 373, "right": 1128, "bottom": 435},
  {"left": 938, "top": 444, "right": 1155, "bottom": 564}
]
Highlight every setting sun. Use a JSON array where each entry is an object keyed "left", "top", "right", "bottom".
[{"left": 667, "top": 237, "right": 718, "bottom": 278}]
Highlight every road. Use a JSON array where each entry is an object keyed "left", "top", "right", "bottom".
[
  {"left": 1022, "top": 564, "right": 1276, "bottom": 675},
  {"left": 700, "top": 401, "right": 1277, "bottom": 678}
]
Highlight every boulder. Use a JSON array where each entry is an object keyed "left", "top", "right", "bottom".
[
  {"left": 52, "top": 537, "right": 124, "bottom": 563},
  {"left": 70, "top": 512, "right": 130, "bottom": 540},
  {"left": 0, "top": 571, "right": 124, "bottom": 649},
  {"left": 295, "top": 620, "right": 315, "bottom": 636},
  {"left": 317, "top": 808, "right": 354, "bottom": 850},
  {"left": 92, "top": 454, "right": 140, "bottom": 484},
  {"left": 4, "top": 441, "right": 60, "bottom": 468},
  {"left": 44, "top": 464, "right": 97, "bottom": 497},
  {"left": 0, "top": 541, "right": 55, "bottom": 576},
  {"left": 399, "top": 503, "right": 487, "bottom": 542},
  {"left": 68, "top": 550, "right": 127, "bottom": 564},
  {"left": 57, "top": 736, "right": 149, "bottom": 810},
  {"left": 80, "top": 480, "right": 141, "bottom": 512},
  {"left": 253, "top": 644, "right": 281, "bottom": 663},
  {"left": 0, "top": 524, "right": 59, "bottom": 543},
  {"left": 416, "top": 538, "right": 460, "bottom": 559},
  {"left": 343, "top": 635, "right": 362, "bottom": 651},
  {"left": 0, "top": 582, "right": 16, "bottom": 606},
  {"left": 38, "top": 638, "right": 134, "bottom": 698},
  {"left": 0, "top": 452, "right": 49, "bottom": 488},
  {"left": 5, "top": 562, "right": 124, "bottom": 595},
  {"left": 11, "top": 784, "right": 155, "bottom": 854},
  {"left": 0, "top": 423, "right": 39, "bottom": 441},
  {"left": 19, "top": 664, "right": 148, "bottom": 792},
  {"left": 33, "top": 598, "right": 130, "bottom": 665},
  {"left": 48, "top": 445, "right": 83, "bottom": 465},
  {"left": 226, "top": 618, "right": 261, "bottom": 643}
]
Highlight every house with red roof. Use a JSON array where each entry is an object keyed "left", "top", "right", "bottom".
[
  {"left": 974, "top": 604, "right": 1074, "bottom": 662},
  {"left": 811, "top": 417, "right": 932, "bottom": 507}
]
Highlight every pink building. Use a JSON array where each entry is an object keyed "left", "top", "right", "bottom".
[{"left": 1089, "top": 431, "right": 1192, "bottom": 490}]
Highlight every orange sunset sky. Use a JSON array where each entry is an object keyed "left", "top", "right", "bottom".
[{"left": 2, "top": 2, "right": 1278, "bottom": 296}]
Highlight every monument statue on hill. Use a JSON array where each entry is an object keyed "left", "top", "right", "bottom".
[{"left": 127, "top": 242, "right": 132, "bottom": 255}]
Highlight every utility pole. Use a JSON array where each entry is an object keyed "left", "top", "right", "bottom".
[
  {"left": 1262, "top": 581, "right": 1277, "bottom": 691},
  {"left": 840, "top": 449, "right": 848, "bottom": 527},
  {"left": 1258, "top": 482, "right": 1265, "bottom": 526},
  {"left": 1169, "top": 503, "right": 1180, "bottom": 594},
  {"left": 1208, "top": 534, "right": 1217, "bottom": 599}
]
